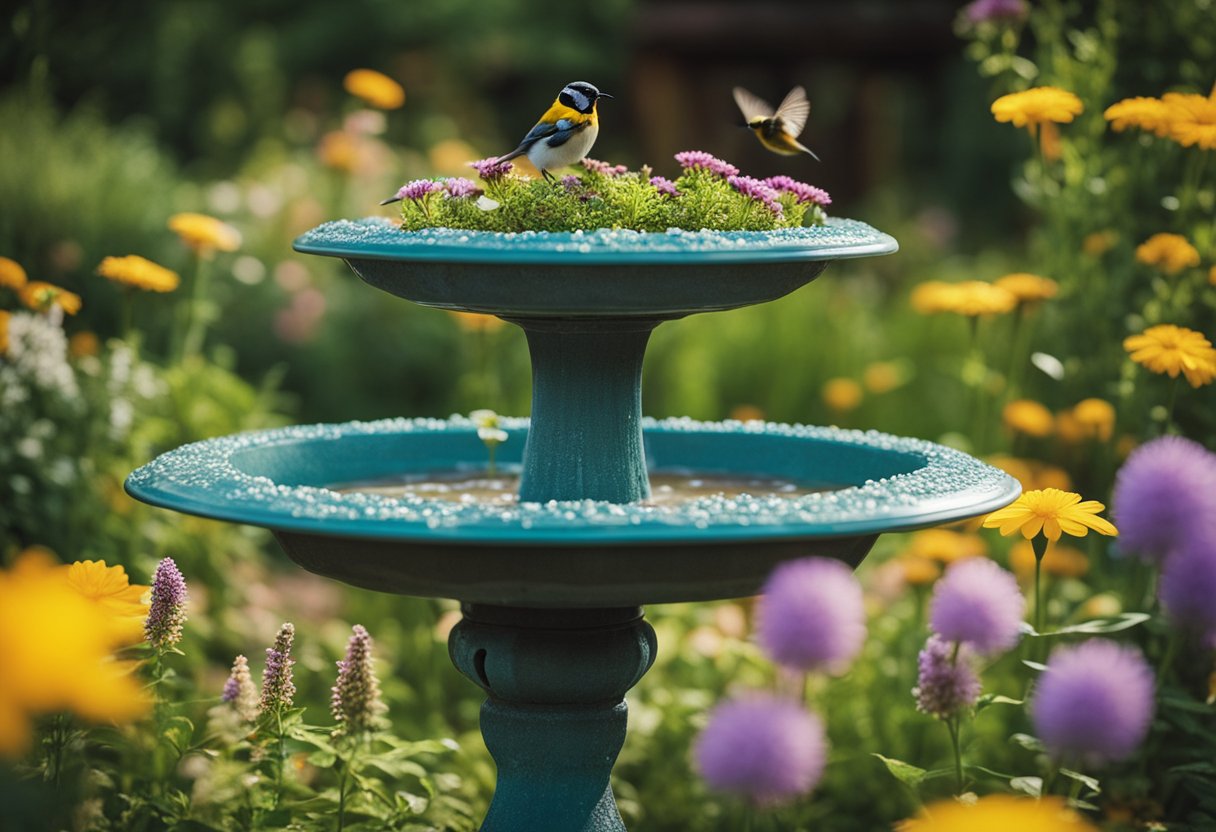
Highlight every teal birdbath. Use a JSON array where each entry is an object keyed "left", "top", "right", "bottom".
[{"left": 126, "top": 217, "right": 1019, "bottom": 832}]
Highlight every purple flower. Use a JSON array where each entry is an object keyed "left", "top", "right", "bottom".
[
  {"left": 1112, "top": 436, "right": 1216, "bottom": 564},
  {"left": 1159, "top": 539, "right": 1216, "bottom": 638},
  {"left": 469, "top": 157, "right": 514, "bottom": 180},
  {"left": 259, "top": 622, "right": 296, "bottom": 714},
  {"left": 762, "top": 175, "right": 832, "bottom": 206},
  {"left": 580, "top": 158, "right": 628, "bottom": 177},
  {"left": 144, "top": 557, "right": 188, "bottom": 648},
  {"left": 222, "top": 654, "right": 259, "bottom": 722},
  {"left": 674, "top": 150, "right": 739, "bottom": 177},
  {"left": 695, "top": 694, "right": 826, "bottom": 806},
  {"left": 390, "top": 179, "right": 442, "bottom": 202},
  {"left": 1031, "top": 639, "right": 1155, "bottom": 766},
  {"left": 756, "top": 557, "right": 866, "bottom": 673},
  {"left": 727, "top": 175, "right": 784, "bottom": 216},
  {"left": 560, "top": 174, "right": 583, "bottom": 191},
  {"left": 964, "top": 0, "right": 1029, "bottom": 24},
  {"left": 929, "top": 558, "right": 1024, "bottom": 655},
  {"left": 443, "top": 177, "right": 481, "bottom": 198},
  {"left": 649, "top": 175, "right": 680, "bottom": 197},
  {"left": 913, "top": 634, "right": 981, "bottom": 719},
  {"left": 331, "top": 624, "right": 388, "bottom": 737}
]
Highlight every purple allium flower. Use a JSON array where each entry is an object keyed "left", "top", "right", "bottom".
[
  {"left": 443, "top": 177, "right": 482, "bottom": 198},
  {"left": 727, "top": 175, "right": 784, "bottom": 216},
  {"left": 674, "top": 150, "right": 739, "bottom": 177},
  {"left": 390, "top": 179, "right": 442, "bottom": 202},
  {"left": 964, "top": 0, "right": 1029, "bottom": 24},
  {"left": 695, "top": 694, "right": 826, "bottom": 806},
  {"left": 580, "top": 158, "right": 628, "bottom": 177},
  {"left": 1031, "top": 639, "right": 1155, "bottom": 766},
  {"left": 756, "top": 557, "right": 866, "bottom": 673},
  {"left": 913, "top": 634, "right": 981, "bottom": 719},
  {"left": 331, "top": 624, "right": 388, "bottom": 737},
  {"left": 222, "top": 654, "right": 259, "bottom": 722},
  {"left": 649, "top": 175, "right": 680, "bottom": 197},
  {"left": 1112, "top": 436, "right": 1216, "bottom": 564},
  {"left": 762, "top": 175, "right": 832, "bottom": 206},
  {"left": 929, "top": 558, "right": 1024, "bottom": 655},
  {"left": 259, "top": 622, "right": 297, "bottom": 714},
  {"left": 1159, "top": 539, "right": 1216, "bottom": 638},
  {"left": 144, "top": 557, "right": 188, "bottom": 648},
  {"left": 469, "top": 157, "right": 514, "bottom": 180}
]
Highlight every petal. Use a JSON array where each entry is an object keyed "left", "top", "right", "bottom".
[
  {"left": 1021, "top": 517, "right": 1045, "bottom": 539},
  {"left": 1042, "top": 518, "right": 1062, "bottom": 541}
]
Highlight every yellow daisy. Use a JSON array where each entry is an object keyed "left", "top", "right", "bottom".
[
  {"left": 1103, "top": 96, "right": 1174, "bottom": 136},
  {"left": 1003, "top": 399, "right": 1055, "bottom": 437},
  {"left": 1135, "top": 233, "right": 1200, "bottom": 274},
  {"left": 992, "top": 86, "right": 1084, "bottom": 133},
  {"left": 1081, "top": 230, "right": 1117, "bottom": 256},
  {"left": 899, "top": 794, "right": 1098, "bottom": 832},
  {"left": 0, "top": 256, "right": 28, "bottom": 290},
  {"left": 19, "top": 281, "right": 81, "bottom": 315},
  {"left": 945, "top": 281, "right": 1018, "bottom": 316},
  {"left": 898, "top": 555, "right": 941, "bottom": 586},
  {"left": 1163, "top": 88, "right": 1216, "bottom": 150},
  {"left": 822, "top": 377, "right": 863, "bottom": 412},
  {"left": 68, "top": 331, "right": 100, "bottom": 358},
  {"left": 994, "top": 272, "right": 1058, "bottom": 303},
  {"left": 97, "top": 255, "right": 181, "bottom": 293},
  {"left": 909, "top": 281, "right": 958, "bottom": 314},
  {"left": 1124, "top": 324, "right": 1216, "bottom": 388},
  {"left": 318, "top": 130, "right": 359, "bottom": 173},
  {"left": 343, "top": 69, "right": 406, "bottom": 110},
  {"left": 1071, "top": 398, "right": 1115, "bottom": 441},
  {"left": 862, "top": 361, "right": 907, "bottom": 394},
  {"left": 168, "top": 213, "right": 241, "bottom": 254},
  {"left": 63, "top": 560, "right": 149, "bottom": 645},
  {"left": 983, "top": 487, "right": 1117, "bottom": 542}
]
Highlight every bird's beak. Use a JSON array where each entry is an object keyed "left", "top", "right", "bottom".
[
  {"left": 379, "top": 196, "right": 402, "bottom": 206},
  {"left": 597, "top": 92, "right": 614, "bottom": 100}
]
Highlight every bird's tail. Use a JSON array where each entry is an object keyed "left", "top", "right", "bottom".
[
  {"left": 495, "top": 148, "right": 527, "bottom": 163},
  {"left": 794, "top": 139, "right": 821, "bottom": 162}
]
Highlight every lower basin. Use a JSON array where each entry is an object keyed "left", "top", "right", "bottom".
[{"left": 125, "top": 416, "right": 1019, "bottom": 607}]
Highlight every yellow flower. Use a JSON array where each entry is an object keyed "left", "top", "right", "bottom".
[
  {"left": 0, "top": 256, "right": 28, "bottom": 289},
  {"left": 983, "top": 487, "right": 1118, "bottom": 542},
  {"left": 1104, "top": 96, "right": 1174, "bottom": 136},
  {"left": 1124, "top": 324, "right": 1216, "bottom": 388},
  {"left": 729, "top": 404, "right": 765, "bottom": 422},
  {"left": 822, "top": 377, "right": 863, "bottom": 412},
  {"left": 1081, "top": 230, "right": 1117, "bottom": 257},
  {"left": 1163, "top": 88, "right": 1216, "bottom": 150},
  {"left": 943, "top": 281, "right": 1018, "bottom": 316},
  {"left": 1009, "top": 539, "right": 1089, "bottom": 580},
  {"left": 97, "top": 255, "right": 181, "bottom": 293},
  {"left": 0, "top": 551, "right": 149, "bottom": 757},
  {"left": 862, "top": 360, "right": 908, "bottom": 394},
  {"left": 899, "top": 795, "right": 1098, "bottom": 832},
  {"left": 168, "top": 213, "right": 241, "bottom": 255},
  {"left": 899, "top": 555, "right": 941, "bottom": 586},
  {"left": 63, "top": 560, "right": 149, "bottom": 645},
  {"left": 448, "top": 310, "right": 505, "bottom": 333},
  {"left": 429, "top": 139, "right": 482, "bottom": 176},
  {"left": 343, "top": 69, "right": 405, "bottom": 110},
  {"left": 1003, "top": 399, "right": 1055, "bottom": 438},
  {"left": 1135, "top": 233, "right": 1200, "bottom": 275},
  {"left": 904, "top": 528, "right": 988, "bottom": 564},
  {"left": 318, "top": 130, "right": 359, "bottom": 173},
  {"left": 1071, "top": 398, "right": 1116, "bottom": 441},
  {"left": 68, "top": 331, "right": 100, "bottom": 358},
  {"left": 19, "top": 281, "right": 81, "bottom": 315},
  {"left": 0, "top": 310, "right": 9, "bottom": 355},
  {"left": 992, "top": 86, "right": 1084, "bottom": 133},
  {"left": 910, "top": 281, "right": 958, "bottom": 314},
  {"left": 994, "top": 272, "right": 1058, "bottom": 303}
]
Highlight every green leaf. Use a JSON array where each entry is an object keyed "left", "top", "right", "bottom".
[
  {"left": 1032, "top": 613, "right": 1151, "bottom": 637},
  {"left": 1011, "top": 776, "right": 1043, "bottom": 797},
  {"left": 1060, "top": 768, "right": 1101, "bottom": 794},
  {"left": 163, "top": 716, "right": 194, "bottom": 754},
  {"left": 975, "top": 694, "right": 1025, "bottom": 712},
  {"left": 1021, "top": 660, "right": 1048, "bottom": 672},
  {"left": 872, "top": 754, "right": 928, "bottom": 789},
  {"left": 1010, "top": 733, "right": 1045, "bottom": 752}
]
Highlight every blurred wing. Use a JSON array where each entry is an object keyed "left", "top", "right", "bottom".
[
  {"left": 774, "top": 86, "right": 811, "bottom": 137},
  {"left": 732, "top": 86, "right": 774, "bottom": 122}
]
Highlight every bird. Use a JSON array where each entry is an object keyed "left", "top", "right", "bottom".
[
  {"left": 496, "top": 81, "right": 613, "bottom": 179},
  {"left": 732, "top": 85, "right": 820, "bottom": 160}
]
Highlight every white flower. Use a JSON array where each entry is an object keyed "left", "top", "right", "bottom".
[
  {"left": 470, "top": 409, "right": 499, "bottom": 429},
  {"left": 477, "top": 426, "right": 508, "bottom": 445}
]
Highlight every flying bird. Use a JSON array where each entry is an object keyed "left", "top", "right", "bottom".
[{"left": 732, "top": 85, "right": 820, "bottom": 160}]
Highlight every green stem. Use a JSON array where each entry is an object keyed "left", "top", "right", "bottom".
[
  {"left": 946, "top": 717, "right": 964, "bottom": 796},
  {"left": 1032, "top": 536, "right": 1049, "bottom": 638},
  {"left": 1162, "top": 375, "right": 1180, "bottom": 436},
  {"left": 274, "top": 709, "right": 285, "bottom": 809},
  {"left": 337, "top": 755, "right": 350, "bottom": 832},
  {"left": 180, "top": 253, "right": 212, "bottom": 362},
  {"left": 1157, "top": 630, "right": 1180, "bottom": 683}
]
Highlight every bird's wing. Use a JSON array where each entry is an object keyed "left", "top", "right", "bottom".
[
  {"left": 497, "top": 120, "right": 562, "bottom": 161},
  {"left": 773, "top": 86, "right": 811, "bottom": 138},
  {"left": 732, "top": 86, "right": 774, "bottom": 122},
  {"left": 541, "top": 118, "right": 588, "bottom": 148}
]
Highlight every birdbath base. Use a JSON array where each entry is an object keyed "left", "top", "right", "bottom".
[{"left": 448, "top": 605, "right": 657, "bottom": 832}]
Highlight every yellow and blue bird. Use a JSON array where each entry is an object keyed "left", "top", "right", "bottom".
[
  {"left": 496, "top": 81, "right": 613, "bottom": 179},
  {"left": 733, "top": 85, "right": 820, "bottom": 160}
]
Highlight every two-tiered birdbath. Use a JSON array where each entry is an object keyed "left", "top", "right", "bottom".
[{"left": 126, "top": 218, "right": 1018, "bottom": 831}]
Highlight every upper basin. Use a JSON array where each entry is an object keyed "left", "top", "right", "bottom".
[
  {"left": 292, "top": 218, "right": 898, "bottom": 319},
  {"left": 125, "top": 417, "right": 1019, "bottom": 607}
]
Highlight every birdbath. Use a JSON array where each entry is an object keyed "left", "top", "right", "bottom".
[{"left": 126, "top": 217, "right": 1019, "bottom": 831}]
